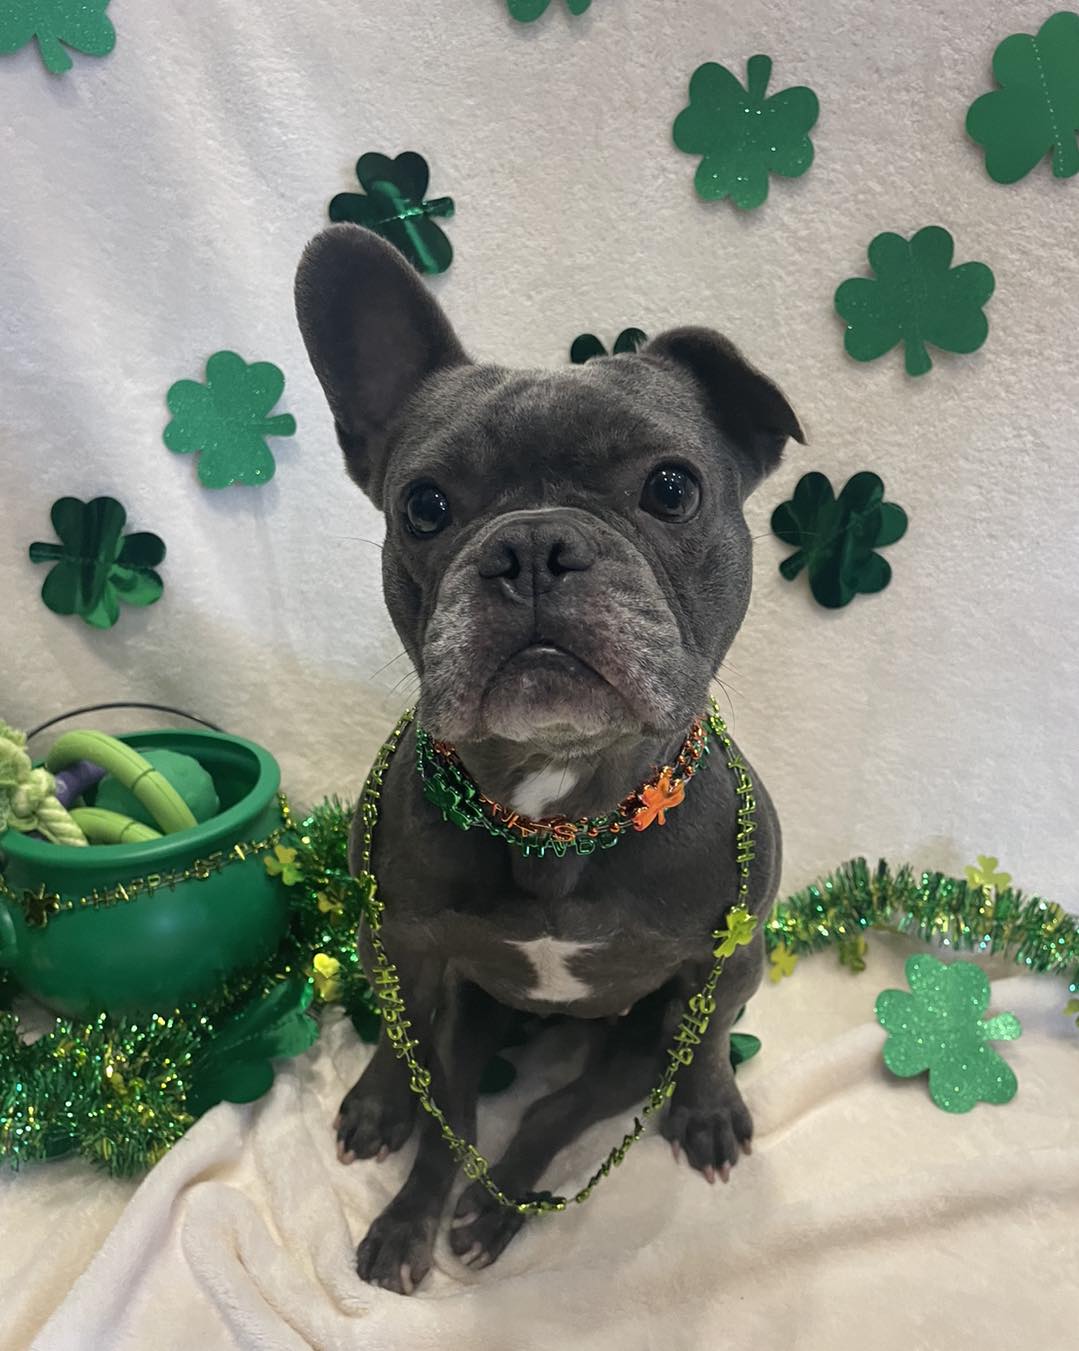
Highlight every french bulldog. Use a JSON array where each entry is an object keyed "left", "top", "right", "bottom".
[{"left": 295, "top": 224, "right": 803, "bottom": 1295}]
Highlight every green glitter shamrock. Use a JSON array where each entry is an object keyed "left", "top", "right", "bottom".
[
  {"left": 834, "top": 227, "right": 995, "bottom": 377},
  {"left": 713, "top": 905, "right": 757, "bottom": 959},
  {"left": 570, "top": 329, "right": 648, "bottom": 364},
  {"left": 329, "top": 153, "right": 455, "bottom": 275},
  {"left": 28, "top": 496, "right": 165, "bottom": 629},
  {"left": 965, "top": 855, "right": 1012, "bottom": 894},
  {"left": 673, "top": 56, "right": 819, "bottom": 209},
  {"left": 164, "top": 351, "right": 296, "bottom": 488},
  {"left": 966, "top": 12, "right": 1079, "bottom": 183},
  {"left": 0, "top": 0, "right": 115, "bottom": 75},
  {"left": 507, "top": 0, "right": 591, "bottom": 21},
  {"left": 771, "top": 471, "right": 908, "bottom": 610},
  {"left": 876, "top": 955, "right": 1022, "bottom": 1113}
]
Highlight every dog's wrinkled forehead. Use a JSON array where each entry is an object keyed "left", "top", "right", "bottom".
[{"left": 384, "top": 360, "right": 735, "bottom": 510}]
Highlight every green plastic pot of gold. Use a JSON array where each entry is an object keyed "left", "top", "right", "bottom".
[{"left": 0, "top": 727, "right": 290, "bottom": 1017}]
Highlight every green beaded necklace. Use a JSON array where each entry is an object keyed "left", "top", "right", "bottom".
[{"left": 355, "top": 700, "right": 759, "bottom": 1217}]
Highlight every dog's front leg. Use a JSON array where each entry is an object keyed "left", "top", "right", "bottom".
[
  {"left": 660, "top": 929, "right": 765, "bottom": 1182},
  {"left": 355, "top": 976, "right": 513, "bottom": 1295}
]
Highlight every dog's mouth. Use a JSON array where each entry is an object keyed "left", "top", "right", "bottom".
[{"left": 478, "top": 638, "right": 632, "bottom": 745}]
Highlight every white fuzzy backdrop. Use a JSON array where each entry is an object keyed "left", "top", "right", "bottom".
[{"left": 2, "top": 0, "right": 1078, "bottom": 905}]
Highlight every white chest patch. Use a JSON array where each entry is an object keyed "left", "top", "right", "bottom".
[
  {"left": 509, "top": 936, "right": 599, "bottom": 1003},
  {"left": 508, "top": 764, "right": 579, "bottom": 819}
]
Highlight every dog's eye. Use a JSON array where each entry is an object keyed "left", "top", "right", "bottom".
[
  {"left": 405, "top": 483, "right": 450, "bottom": 537},
  {"left": 640, "top": 465, "right": 700, "bottom": 522}
]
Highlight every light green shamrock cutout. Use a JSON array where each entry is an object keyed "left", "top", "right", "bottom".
[
  {"left": 713, "top": 905, "right": 757, "bottom": 960},
  {"left": 0, "top": 0, "right": 115, "bottom": 74},
  {"left": 876, "top": 955, "right": 1022, "bottom": 1113},
  {"left": 964, "top": 854, "right": 1012, "bottom": 894},
  {"left": 835, "top": 227, "right": 995, "bottom": 377},
  {"left": 507, "top": 0, "right": 591, "bottom": 21},
  {"left": 966, "top": 12, "right": 1079, "bottom": 183},
  {"left": 673, "top": 56, "right": 819, "bottom": 209},
  {"left": 164, "top": 351, "right": 296, "bottom": 488}
]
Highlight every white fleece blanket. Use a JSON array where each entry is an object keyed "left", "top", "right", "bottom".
[{"left": 4, "top": 935, "right": 1076, "bottom": 1351}]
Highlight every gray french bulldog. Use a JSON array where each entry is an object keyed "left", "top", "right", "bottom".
[{"left": 294, "top": 224, "right": 804, "bottom": 1295}]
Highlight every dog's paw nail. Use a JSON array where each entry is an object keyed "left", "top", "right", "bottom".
[
  {"left": 333, "top": 1113, "right": 341, "bottom": 1132},
  {"left": 376, "top": 1144, "right": 390, "bottom": 1163},
  {"left": 461, "top": 1241, "right": 484, "bottom": 1267},
  {"left": 399, "top": 1263, "right": 414, "bottom": 1296},
  {"left": 451, "top": 1211, "right": 478, "bottom": 1229},
  {"left": 619, "top": 1006, "right": 631, "bottom": 1017},
  {"left": 703, "top": 1165, "right": 717, "bottom": 1185},
  {"left": 740, "top": 1139, "right": 753, "bottom": 1156},
  {"left": 671, "top": 1141, "right": 681, "bottom": 1164},
  {"left": 336, "top": 1140, "right": 355, "bottom": 1164},
  {"left": 719, "top": 1163, "right": 732, "bottom": 1184}
]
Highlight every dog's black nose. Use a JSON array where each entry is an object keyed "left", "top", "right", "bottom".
[{"left": 478, "top": 514, "right": 595, "bottom": 601}]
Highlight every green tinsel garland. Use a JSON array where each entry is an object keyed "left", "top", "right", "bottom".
[{"left": 2, "top": 803, "right": 1076, "bottom": 1178}]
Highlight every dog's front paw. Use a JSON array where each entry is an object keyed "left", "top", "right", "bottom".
[
  {"left": 336, "top": 1064, "right": 417, "bottom": 1163},
  {"left": 661, "top": 1082, "right": 753, "bottom": 1184},
  {"left": 448, "top": 1181, "right": 527, "bottom": 1271},
  {"left": 356, "top": 1205, "right": 437, "bottom": 1295}
]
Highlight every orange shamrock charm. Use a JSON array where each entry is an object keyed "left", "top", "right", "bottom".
[{"left": 632, "top": 767, "right": 686, "bottom": 831}]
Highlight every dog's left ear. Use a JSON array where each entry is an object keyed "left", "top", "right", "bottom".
[
  {"left": 295, "top": 224, "right": 469, "bottom": 506},
  {"left": 643, "top": 327, "right": 805, "bottom": 494}
]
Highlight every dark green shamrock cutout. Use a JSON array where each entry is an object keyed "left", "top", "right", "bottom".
[
  {"left": 834, "top": 227, "right": 995, "bottom": 377},
  {"left": 967, "top": 12, "right": 1079, "bottom": 183},
  {"left": 570, "top": 329, "right": 648, "bottom": 363},
  {"left": 508, "top": 0, "right": 591, "bottom": 21},
  {"left": 0, "top": 0, "right": 115, "bottom": 74},
  {"left": 164, "top": 351, "right": 296, "bottom": 489},
  {"left": 729, "top": 1004, "right": 761, "bottom": 1070},
  {"left": 673, "top": 56, "right": 819, "bottom": 209},
  {"left": 187, "top": 976, "right": 318, "bottom": 1116},
  {"left": 876, "top": 956, "right": 1021, "bottom": 1113},
  {"left": 479, "top": 1054, "right": 518, "bottom": 1094},
  {"left": 329, "top": 153, "right": 455, "bottom": 275},
  {"left": 771, "top": 471, "right": 907, "bottom": 610},
  {"left": 28, "top": 496, "right": 165, "bottom": 629}
]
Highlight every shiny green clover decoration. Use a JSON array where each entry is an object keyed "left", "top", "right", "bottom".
[
  {"left": 729, "top": 1006, "right": 761, "bottom": 1070},
  {"left": 329, "top": 152, "right": 455, "bottom": 275},
  {"left": 673, "top": 56, "right": 819, "bottom": 210},
  {"left": 28, "top": 496, "right": 165, "bottom": 629},
  {"left": 835, "top": 227, "right": 995, "bottom": 377},
  {"left": 967, "top": 12, "right": 1079, "bottom": 183},
  {"left": 570, "top": 329, "right": 648, "bottom": 363},
  {"left": 507, "top": 0, "right": 591, "bottom": 21},
  {"left": 876, "top": 955, "right": 1022, "bottom": 1113},
  {"left": 186, "top": 976, "right": 318, "bottom": 1116},
  {"left": 164, "top": 351, "right": 296, "bottom": 489},
  {"left": 771, "top": 471, "right": 907, "bottom": 609},
  {"left": 0, "top": 0, "right": 114, "bottom": 74}
]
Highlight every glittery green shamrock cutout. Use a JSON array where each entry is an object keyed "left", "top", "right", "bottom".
[
  {"left": 834, "top": 227, "right": 995, "bottom": 377},
  {"left": 712, "top": 905, "right": 757, "bottom": 960},
  {"left": 329, "top": 152, "right": 455, "bottom": 275},
  {"left": 164, "top": 351, "right": 296, "bottom": 488},
  {"left": 673, "top": 56, "right": 819, "bottom": 209},
  {"left": 965, "top": 855, "right": 1012, "bottom": 894},
  {"left": 771, "top": 471, "right": 908, "bottom": 609},
  {"left": 876, "top": 955, "right": 1021, "bottom": 1113},
  {"left": 28, "top": 497, "right": 165, "bottom": 629},
  {"left": 507, "top": 0, "right": 591, "bottom": 21},
  {"left": 0, "top": 0, "right": 115, "bottom": 75},
  {"left": 570, "top": 329, "right": 648, "bottom": 364},
  {"left": 966, "top": 12, "right": 1079, "bottom": 183}
]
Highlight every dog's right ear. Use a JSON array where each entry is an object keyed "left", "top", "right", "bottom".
[{"left": 294, "top": 225, "right": 468, "bottom": 505}]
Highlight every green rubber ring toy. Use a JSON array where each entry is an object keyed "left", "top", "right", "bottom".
[
  {"left": 46, "top": 731, "right": 199, "bottom": 835},
  {"left": 69, "top": 807, "right": 162, "bottom": 845}
]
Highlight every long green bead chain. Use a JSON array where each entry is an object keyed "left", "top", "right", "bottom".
[{"left": 354, "top": 700, "right": 758, "bottom": 1217}]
